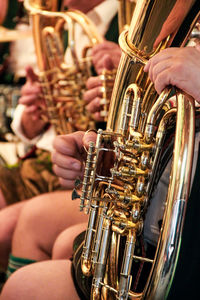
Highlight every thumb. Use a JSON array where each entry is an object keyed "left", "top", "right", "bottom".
[
  {"left": 83, "top": 131, "right": 97, "bottom": 149},
  {"left": 25, "top": 66, "right": 38, "bottom": 83}
]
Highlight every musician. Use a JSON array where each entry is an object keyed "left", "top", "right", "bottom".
[
  {"left": 0, "top": 43, "right": 199, "bottom": 299},
  {"left": 0, "top": 0, "right": 120, "bottom": 209},
  {"left": 0, "top": 0, "right": 121, "bottom": 284},
  {"left": 2, "top": 0, "right": 200, "bottom": 298},
  {"left": 0, "top": 0, "right": 37, "bottom": 139}
]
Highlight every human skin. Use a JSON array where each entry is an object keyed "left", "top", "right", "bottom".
[
  {"left": 0, "top": 0, "right": 8, "bottom": 25},
  {"left": 84, "top": 41, "right": 121, "bottom": 121},
  {"left": 0, "top": 130, "right": 98, "bottom": 300},
  {"left": 0, "top": 132, "right": 93, "bottom": 269},
  {"left": 91, "top": 40, "right": 121, "bottom": 74},
  {"left": 153, "top": 0, "right": 195, "bottom": 48},
  {"left": 52, "top": 222, "right": 87, "bottom": 259},
  {"left": 144, "top": 46, "right": 200, "bottom": 102},
  {"left": 63, "top": 0, "right": 103, "bottom": 14},
  {"left": 0, "top": 260, "right": 80, "bottom": 300},
  {"left": 51, "top": 131, "right": 97, "bottom": 188},
  {"left": 11, "top": 190, "right": 88, "bottom": 261},
  {"left": 0, "top": 201, "right": 25, "bottom": 270},
  {"left": 10, "top": 131, "right": 95, "bottom": 262},
  {"left": 20, "top": 0, "right": 106, "bottom": 140}
]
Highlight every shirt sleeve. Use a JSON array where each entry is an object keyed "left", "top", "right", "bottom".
[{"left": 11, "top": 104, "right": 56, "bottom": 152}]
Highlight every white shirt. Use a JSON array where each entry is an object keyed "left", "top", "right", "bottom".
[
  {"left": 8, "top": 23, "right": 38, "bottom": 78},
  {"left": 11, "top": 0, "right": 118, "bottom": 152}
]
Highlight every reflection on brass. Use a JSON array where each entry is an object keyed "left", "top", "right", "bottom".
[
  {"left": 24, "top": 0, "right": 103, "bottom": 135},
  {"left": 99, "top": 0, "right": 136, "bottom": 122},
  {"left": 80, "top": 0, "right": 200, "bottom": 299}
]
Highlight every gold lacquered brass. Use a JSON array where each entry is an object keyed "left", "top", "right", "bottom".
[
  {"left": 80, "top": 0, "right": 200, "bottom": 299},
  {"left": 24, "top": 0, "right": 103, "bottom": 134},
  {"left": 100, "top": 0, "right": 137, "bottom": 122},
  {"left": 118, "top": 0, "right": 137, "bottom": 32}
]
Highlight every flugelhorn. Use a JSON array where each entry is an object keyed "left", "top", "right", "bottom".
[
  {"left": 79, "top": 0, "right": 200, "bottom": 299},
  {"left": 24, "top": 0, "right": 103, "bottom": 135}
]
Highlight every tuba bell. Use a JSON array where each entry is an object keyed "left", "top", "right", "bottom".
[
  {"left": 24, "top": 0, "right": 103, "bottom": 135},
  {"left": 79, "top": 0, "right": 200, "bottom": 299}
]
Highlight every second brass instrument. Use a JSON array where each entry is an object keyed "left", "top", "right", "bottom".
[{"left": 24, "top": 0, "right": 103, "bottom": 135}]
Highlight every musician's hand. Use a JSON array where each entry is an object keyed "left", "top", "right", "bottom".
[
  {"left": 51, "top": 131, "right": 97, "bottom": 189},
  {"left": 144, "top": 46, "right": 200, "bottom": 103},
  {"left": 84, "top": 76, "right": 104, "bottom": 121},
  {"left": 19, "top": 66, "right": 45, "bottom": 121},
  {"left": 92, "top": 41, "right": 121, "bottom": 74},
  {"left": 20, "top": 66, "right": 48, "bottom": 139}
]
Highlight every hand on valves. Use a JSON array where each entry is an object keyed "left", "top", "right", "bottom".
[
  {"left": 84, "top": 41, "right": 121, "bottom": 121},
  {"left": 51, "top": 131, "right": 97, "bottom": 189}
]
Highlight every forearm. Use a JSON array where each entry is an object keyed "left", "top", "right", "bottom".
[
  {"left": 21, "top": 111, "right": 48, "bottom": 139},
  {"left": 0, "top": 1, "right": 8, "bottom": 25}
]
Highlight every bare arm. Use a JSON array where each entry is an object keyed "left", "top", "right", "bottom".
[{"left": 0, "top": 0, "right": 8, "bottom": 25}]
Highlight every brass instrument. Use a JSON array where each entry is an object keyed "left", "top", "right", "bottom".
[
  {"left": 24, "top": 0, "right": 103, "bottom": 135},
  {"left": 99, "top": 0, "right": 136, "bottom": 122},
  {"left": 118, "top": 0, "right": 137, "bottom": 33},
  {"left": 79, "top": 0, "right": 200, "bottom": 299}
]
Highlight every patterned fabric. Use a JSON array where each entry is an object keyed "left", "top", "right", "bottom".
[{"left": 0, "top": 149, "right": 62, "bottom": 205}]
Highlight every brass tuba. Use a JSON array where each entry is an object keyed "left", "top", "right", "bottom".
[
  {"left": 24, "top": 0, "right": 103, "bottom": 135},
  {"left": 79, "top": 0, "right": 200, "bottom": 299}
]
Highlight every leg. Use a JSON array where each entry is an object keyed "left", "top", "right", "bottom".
[
  {"left": 12, "top": 190, "right": 88, "bottom": 261},
  {"left": 0, "top": 201, "right": 25, "bottom": 270},
  {"left": 52, "top": 222, "right": 87, "bottom": 259},
  {"left": 0, "top": 260, "right": 79, "bottom": 300}
]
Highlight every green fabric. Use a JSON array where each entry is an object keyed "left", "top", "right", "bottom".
[{"left": 6, "top": 254, "right": 37, "bottom": 278}]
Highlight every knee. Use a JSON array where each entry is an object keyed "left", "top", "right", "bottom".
[
  {"left": 52, "top": 232, "right": 73, "bottom": 259},
  {"left": 1, "top": 267, "right": 32, "bottom": 299},
  {"left": 13, "top": 195, "right": 47, "bottom": 236}
]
